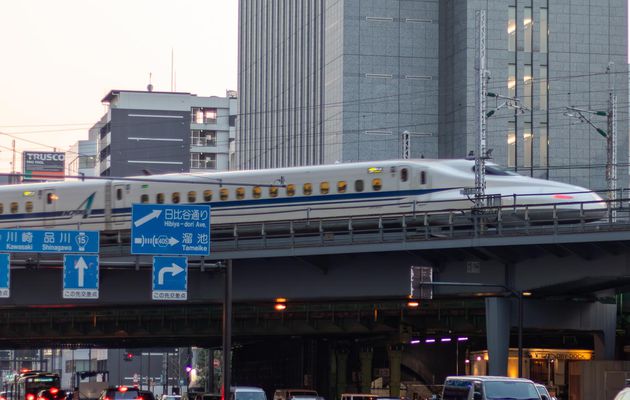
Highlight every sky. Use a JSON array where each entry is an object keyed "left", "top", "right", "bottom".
[{"left": 0, "top": 0, "right": 238, "bottom": 172}]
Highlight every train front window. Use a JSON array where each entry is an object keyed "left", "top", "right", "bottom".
[{"left": 473, "top": 165, "right": 519, "bottom": 176}]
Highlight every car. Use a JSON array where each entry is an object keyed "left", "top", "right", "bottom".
[
  {"left": 37, "top": 389, "right": 68, "bottom": 400},
  {"left": 534, "top": 384, "right": 554, "bottom": 400},
  {"left": 99, "top": 387, "right": 143, "bottom": 400},
  {"left": 162, "top": 396, "right": 181, "bottom": 400},
  {"left": 230, "top": 387, "right": 266, "bottom": 400},
  {"left": 614, "top": 387, "right": 630, "bottom": 400},
  {"left": 273, "top": 390, "right": 318, "bottom": 400},
  {"left": 340, "top": 394, "right": 378, "bottom": 400},
  {"left": 442, "top": 376, "right": 540, "bottom": 400},
  {"left": 138, "top": 391, "right": 156, "bottom": 400}
]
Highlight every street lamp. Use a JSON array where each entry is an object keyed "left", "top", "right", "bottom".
[{"left": 417, "top": 281, "right": 527, "bottom": 377}]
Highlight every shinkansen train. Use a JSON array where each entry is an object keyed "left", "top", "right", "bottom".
[{"left": 0, "top": 159, "right": 607, "bottom": 231}]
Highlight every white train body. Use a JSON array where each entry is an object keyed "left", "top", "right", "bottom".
[{"left": 0, "top": 159, "right": 606, "bottom": 231}]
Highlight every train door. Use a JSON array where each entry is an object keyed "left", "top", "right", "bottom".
[
  {"left": 112, "top": 184, "right": 129, "bottom": 227},
  {"left": 43, "top": 189, "right": 57, "bottom": 226}
]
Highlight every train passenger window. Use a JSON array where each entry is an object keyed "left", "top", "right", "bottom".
[
  {"left": 269, "top": 186, "right": 279, "bottom": 198},
  {"left": 172, "top": 192, "right": 180, "bottom": 204},
  {"left": 47, "top": 193, "right": 58, "bottom": 204},
  {"left": 320, "top": 181, "right": 330, "bottom": 194},
  {"left": 203, "top": 190, "right": 213, "bottom": 201},
  {"left": 355, "top": 180, "right": 364, "bottom": 192},
  {"left": 303, "top": 183, "right": 312, "bottom": 195},
  {"left": 156, "top": 193, "right": 165, "bottom": 204},
  {"left": 116, "top": 188, "right": 123, "bottom": 201},
  {"left": 0, "top": 204, "right": 3, "bottom": 214},
  {"left": 252, "top": 186, "right": 262, "bottom": 199},
  {"left": 372, "top": 178, "right": 382, "bottom": 191},
  {"left": 140, "top": 194, "right": 149, "bottom": 203},
  {"left": 337, "top": 181, "right": 347, "bottom": 193},
  {"left": 10, "top": 202, "right": 18, "bottom": 214},
  {"left": 401, "top": 168, "right": 408, "bottom": 182},
  {"left": 25, "top": 201, "right": 33, "bottom": 213},
  {"left": 236, "top": 187, "right": 245, "bottom": 200},
  {"left": 220, "top": 188, "right": 229, "bottom": 200},
  {"left": 188, "top": 191, "right": 196, "bottom": 202},
  {"left": 420, "top": 171, "right": 427, "bottom": 185},
  {"left": 286, "top": 184, "right": 295, "bottom": 196}
]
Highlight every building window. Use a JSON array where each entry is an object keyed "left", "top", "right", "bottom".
[
  {"left": 540, "top": 65, "right": 548, "bottom": 111},
  {"left": 229, "top": 115, "right": 236, "bottom": 127},
  {"left": 539, "top": 124, "right": 548, "bottom": 168},
  {"left": 192, "top": 107, "right": 217, "bottom": 124},
  {"left": 191, "top": 153, "right": 217, "bottom": 169},
  {"left": 524, "top": 7, "right": 532, "bottom": 53},
  {"left": 508, "top": 64, "right": 516, "bottom": 98},
  {"left": 524, "top": 122, "right": 533, "bottom": 169},
  {"left": 172, "top": 192, "right": 180, "bottom": 204},
  {"left": 203, "top": 190, "right": 213, "bottom": 201},
  {"left": 540, "top": 7, "right": 548, "bottom": 53},
  {"left": 188, "top": 191, "right": 196, "bottom": 203},
  {"left": 524, "top": 64, "right": 532, "bottom": 109},
  {"left": 508, "top": 6, "right": 516, "bottom": 51},
  {"left": 141, "top": 194, "right": 149, "bottom": 203},
  {"left": 508, "top": 121, "right": 516, "bottom": 168},
  {"left": 191, "top": 130, "right": 217, "bottom": 146}
]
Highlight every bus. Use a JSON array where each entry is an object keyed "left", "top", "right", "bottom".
[{"left": 6, "top": 371, "right": 61, "bottom": 400}]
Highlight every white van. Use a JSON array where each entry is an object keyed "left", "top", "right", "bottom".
[
  {"left": 340, "top": 394, "right": 378, "bottom": 400},
  {"left": 442, "top": 376, "right": 540, "bottom": 400},
  {"left": 230, "top": 387, "right": 267, "bottom": 400},
  {"left": 273, "top": 390, "right": 318, "bottom": 400}
]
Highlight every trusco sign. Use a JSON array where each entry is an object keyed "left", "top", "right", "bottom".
[{"left": 22, "top": 151, "right": 65, "bottom": 181}]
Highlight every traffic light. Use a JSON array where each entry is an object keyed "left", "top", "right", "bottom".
[{"left": 124, "top": 352, "right": 134, "bottom": 362}]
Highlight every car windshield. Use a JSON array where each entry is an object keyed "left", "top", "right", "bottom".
[
  {"left": 484, "top": 381, "right": 539, "bottom": 400},
  {"left": 535, "top": 386, "right": 549, "bottom": 397}
]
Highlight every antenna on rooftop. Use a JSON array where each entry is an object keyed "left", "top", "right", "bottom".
[{"left": 147, "top": 72, "right": 154, "bottom": 92}]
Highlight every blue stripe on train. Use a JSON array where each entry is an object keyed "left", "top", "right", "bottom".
[{"left": 0, "top": 187, "right": 456, "bottom": 223}]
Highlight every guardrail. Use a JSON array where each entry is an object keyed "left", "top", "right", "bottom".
[{"left": 206, "top": 195, "right": 630, "bottom": 253}]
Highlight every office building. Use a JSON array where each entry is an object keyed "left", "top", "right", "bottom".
[
  {"left": 96, "top": 90, "right": 237, "bottom": 177},
  {"left": 238, "top": 0, "right": 628, "bottom": 189}
]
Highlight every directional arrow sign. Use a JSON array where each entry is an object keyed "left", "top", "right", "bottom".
[
  {"left": 131, "top": 204, "right": 210, "bottom": 256},
  {"left": 0, "top": 254, "right": 10, "bottom": 298},
  {"left": 152, "top": 256, "right": 187, "bottom": 301},
  {"left": 63, "top": 255, "right": 99, "bottom": 299}
]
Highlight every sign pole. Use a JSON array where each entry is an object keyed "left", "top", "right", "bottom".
[{"left": 222, "top": 259, "right": 232, "bottom": 399}]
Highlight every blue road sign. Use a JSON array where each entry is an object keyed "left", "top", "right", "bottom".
[
  {"left": 0, "top": 229, "right": 99, "bottom": 254},
  {"left": 131, "top": 204, "right": 210, "bottom": 256},
  {"left": 63, "top": 255, "right": 99, "bottom": 299},
  {"left": 0, "top": 254, "right": 10, "bottom": 298},
  {"left": 152, "top": 256, "right": 188, "bottom": 301}
]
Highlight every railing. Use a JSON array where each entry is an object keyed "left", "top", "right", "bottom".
[{"left": 205, "top": 194, "right": 630, "bottom": 254}]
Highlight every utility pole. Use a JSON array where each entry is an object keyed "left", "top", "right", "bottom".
[
  {"left": 474, "top": 10, "right": 488, "bottom": 210},
  {"left": 606, "top": 62, "right": 617, "bottom": 216},
  {"left": 564, "top": 62, "right": 616, "bottom": 220}
]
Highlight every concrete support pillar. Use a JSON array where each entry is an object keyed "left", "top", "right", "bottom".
[
  {"left": 387, "top": 344, "right": 403, "bottom": 397},
  {"left": 329, "top": 348, "right": 336, "bottom": 400},
  {"left": 336, "top": 349, "right": 348, "bottom": 400},
  {"left": 359, "top": 347, "right": 373, "bottom": 393},
  {"left": 485, "top": 297, "right": 511, "bottom": 376}
]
